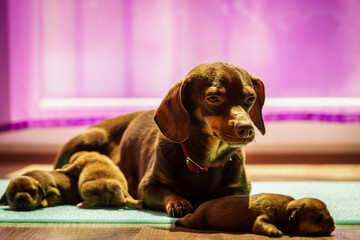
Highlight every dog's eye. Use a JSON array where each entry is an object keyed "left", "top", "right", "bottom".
[
  {"left": 247, "top": 96, "right": 256, "bottom": 103},
  {"left": 206, "top": 96, "right": 221, "bottom": 103},
  {"left": 246, "top": 95, "right": 256, "bottom": 104}
]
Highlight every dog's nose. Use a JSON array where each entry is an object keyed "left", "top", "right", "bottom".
[
  {"left": 16, "top": 196, "right": 29, "bottom": 205},
  {"left": 235, "top": 124, "right": 254, "bottom": 138},
  {"left": 325, "top": 217, "right": 335, "bottom": 227}
]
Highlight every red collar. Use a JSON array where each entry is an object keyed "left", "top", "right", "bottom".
[{"left": 180, "top": 143, "right": 230, "bottom": 173}]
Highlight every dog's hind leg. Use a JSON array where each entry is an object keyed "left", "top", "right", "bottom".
[
  {"left": 77, "top": 180, "right": 102, "bottom": 208},
  {"left": 252, "top": 215, "right": 283, "bottom": 237},
  {"left": 53, "top": 128, "right": 108, "bottom": 169}
]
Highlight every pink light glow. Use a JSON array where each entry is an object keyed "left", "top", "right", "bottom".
[{"left": 1, "top": 0, "right": 360, "bottom": 129}]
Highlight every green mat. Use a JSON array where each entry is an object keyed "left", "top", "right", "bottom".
[{"left": 0, "top": 180, "right": 359, "bottom": 224}]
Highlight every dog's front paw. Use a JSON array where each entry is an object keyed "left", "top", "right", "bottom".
[
  {"left": 40, "top": 199, "right": 48, "bottom": 208},
  {"left": 165, "top": 197, "right": 194, "bottom": 217},
  {"left": 268, "top": 229, "right": 283, "bottom": 238}
]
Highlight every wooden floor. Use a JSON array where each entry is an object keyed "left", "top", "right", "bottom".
[
  {"left": 0, "top": 222, "right": 359, "bottom": 240},
  {"left": 1, "top": 163, "right": 360, "bottom": 181},
  {"left": 0, "top": 163, "right": 359, "bottom": 239}
]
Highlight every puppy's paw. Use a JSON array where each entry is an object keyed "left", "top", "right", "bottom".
[
  {"left": 125, "top": 199, "right": 143, "bottom": 209},
  {"left": 77, "top": 198, "right": 98, "bottom": 208},
  {"left": 166, "top": 199, "right": 194, "bottom": 218},
  {"left": 76, "top": 201, "right": 88, "bottom": 208},
  {"left": 40, "top": 199, "right": 48, "bottom": 208},
  {"left": 81, "top": 128, "right": 108, "bottom": 147},
  {"left": 268, "top": 229, "right": 283, "bottom": 238}
]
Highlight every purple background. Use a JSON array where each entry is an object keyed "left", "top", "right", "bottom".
[{"left": 1, "top": 0, "right": 360, "bottom": 130}]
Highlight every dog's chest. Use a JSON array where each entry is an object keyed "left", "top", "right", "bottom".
[{"left": 177, "top": 167, "right": 226, "bottom": 202}]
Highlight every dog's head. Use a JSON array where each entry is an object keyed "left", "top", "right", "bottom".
[
  {"left": 286, "top": 198, "right": 335, "bottom": 236},
  {"left": 3, "top": 176, "right": 45, "bottom": 211},
  {"left": 155, "top": 61, "right": 265, "bottom": 147}
]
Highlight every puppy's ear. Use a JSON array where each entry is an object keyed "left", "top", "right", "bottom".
[
  {"left": 37, "top": 184, "right": 46, "bottom": 198},
  {"left": 249, "top": 75, "right": 266, "bottom": 135},
  {"left": 0, "top": 193, "right": 8, "bottom": 205},
  {"left": 154, "top": 80, "right": 190, "bottom": 143},
  {"left": 289, "top": 209, "right": 300, "bottom": 224}
]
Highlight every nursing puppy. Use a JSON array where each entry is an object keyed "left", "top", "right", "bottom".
[
  {"left": 0, "top": 170, "right": 81, "bottom": 211},
  {"left": 58, "top": 151, "right": 141, "bottom": 208},
  {"left": 174, "top": 193, "right": 335, "bottom": 237}
]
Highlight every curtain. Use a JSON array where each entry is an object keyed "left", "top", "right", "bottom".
[{"left": 1, "top": 0, "right": 360, "bottom": 131}]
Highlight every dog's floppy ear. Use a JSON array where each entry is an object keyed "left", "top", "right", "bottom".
[
  {"left": 37, "top": 184, "right": 46, "bottom": 198},
  {"left": 154, "top": 80, "right": 190, "bottom": 143},
  {"left": 289, "top": 209, "right": 300, "bottom": 225},
  {"left": 249, "top": 75, "right": 266, "bottom": 135}
]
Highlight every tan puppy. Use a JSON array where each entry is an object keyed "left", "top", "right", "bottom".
[
  {"left": 0, "top": 170, "right": 81, "bottom": 211},
  {"left": 58, "top": 151, "right": 141, "bottom": 209},
  {"left": 174, "top": 193, "right": 335, "bottom": 237}
]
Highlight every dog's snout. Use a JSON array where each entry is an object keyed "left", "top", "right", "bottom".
[
  {"left": 325, "top": 217, "right": 335, "bottom": 228},
  {"left": 235, "top": 124, "right": 254, "bottom": 138},
  {"left": 16, "top": 195, "right": 29, "bottom": 205}
]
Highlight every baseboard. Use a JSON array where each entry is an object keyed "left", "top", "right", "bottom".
[
  {"left": 246, "top": 152, "right": 360, "bottom": 164},
  {"left": 0, "top": 122, "right": 359, "bottom": 165}
]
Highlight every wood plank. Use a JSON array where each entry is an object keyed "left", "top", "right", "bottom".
[{"left": 0, "top": 223, "right": 358, "bottom": 240}]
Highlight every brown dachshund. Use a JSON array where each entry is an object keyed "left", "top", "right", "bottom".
[
  {"left": 57, "top": 151, "right": 142, "bottom": 209},
  {"left": 174, "top": 194, "right": 335, "bottom": 237},
  {"left": 0, "top": 170, "right": 81, "bottom": 211},
  {"left": 53, "top": 62, "right": 265, "bottom": 217}
]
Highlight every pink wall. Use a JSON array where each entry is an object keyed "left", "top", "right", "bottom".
[
  {"left": 0, "top": 0, "right": 10, "bottom": 125},
  {"left": 1, "top": 0, "right": 360, "bottom": 130}
]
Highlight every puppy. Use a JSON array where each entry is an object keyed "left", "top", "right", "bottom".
[
  {"left": 54, "top": 62, "right": 266, "bottom": 217},
  {"left": 58, "top": 151, "right": 142, "bottom": 208},
  {"left": 174, "top": 193, "right": 335, "bottom": 237},
  {"left": 0, "top": 170, "right": 81, "bottom": 211}
]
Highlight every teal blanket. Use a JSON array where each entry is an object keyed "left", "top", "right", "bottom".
[{"left": 1, "top": 180, "right": 359, "bottom": 224}]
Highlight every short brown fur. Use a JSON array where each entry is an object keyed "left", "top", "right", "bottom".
[
  {"left": 0, "top": 170, "right": 81, "bottom": 211},
  {"left": 174, "top": 194, "right": 335, "bottom": 237},
  {"left": 53, "top": 62, "right": 265, "bottom": 217},
  {"left": 57, "top": 151, "right": 141, "bottom": 208}
]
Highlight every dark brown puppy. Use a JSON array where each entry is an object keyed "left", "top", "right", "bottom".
[
  {"left": 0, "top": 170, "right": 81, "bottom": 211},
  {"left": 54, "top": 62, "right": 266, "bottom": 217},
  {"left": 58, "top": 151, "right": 142, "bottom": 208},
  {"left": 174, "top": 194, "right": 335, "bottom": 237}
]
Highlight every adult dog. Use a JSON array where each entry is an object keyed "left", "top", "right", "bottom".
[{"left": 54, "top": 62, "right": 265, "bottom": 217}]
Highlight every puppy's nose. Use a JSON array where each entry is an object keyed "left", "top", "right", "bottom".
[
  {"left": 325, "top": 217, "right": 335, "bottom": 227},
  {"left": 235, "top": 124, "right": 254, "bottom": 138},
  {"left": 16, "top": 196, "right": 29, "bottom": 205}
]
